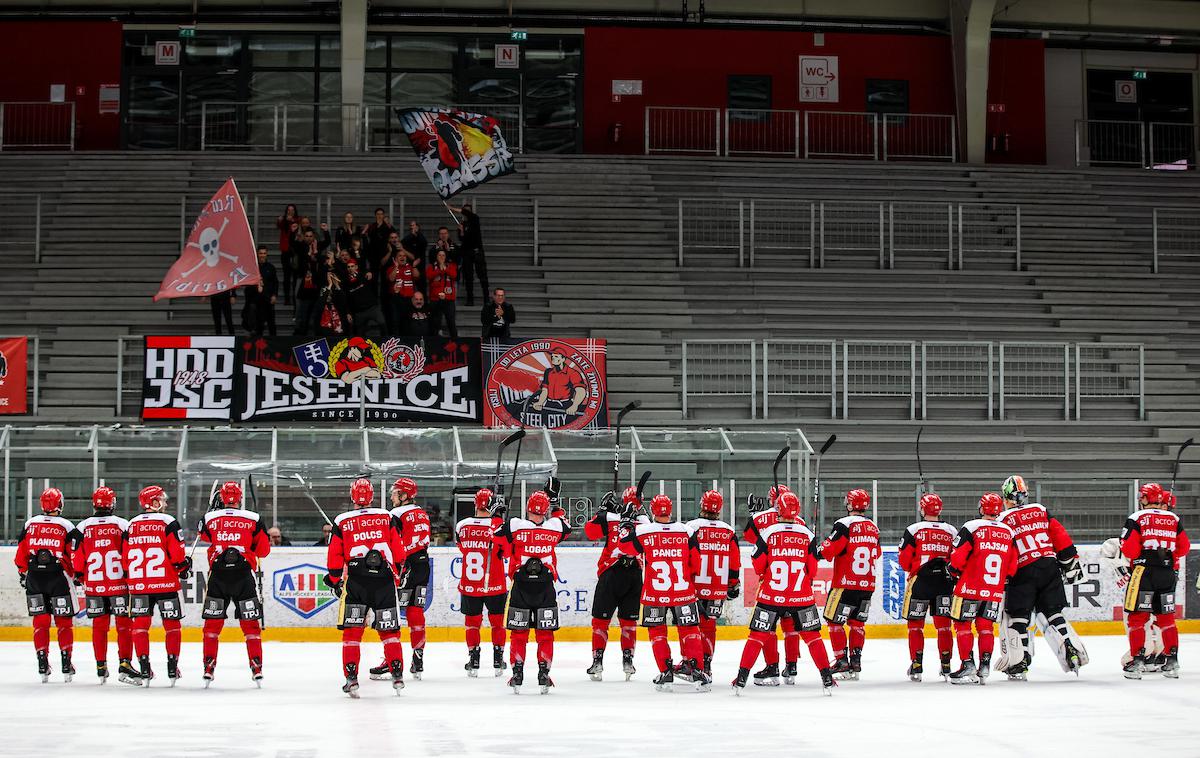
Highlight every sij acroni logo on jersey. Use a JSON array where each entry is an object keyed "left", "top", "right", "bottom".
[{"left": 273, "top": 563, "right": 338, "bottom": 619}]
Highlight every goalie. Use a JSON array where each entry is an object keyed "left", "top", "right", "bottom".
[{"left": 992, "top": 475, "right": 1088, "bottom": 680}]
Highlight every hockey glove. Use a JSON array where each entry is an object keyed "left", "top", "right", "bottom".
[
  {"left": 323, "top": 574, "right": 343, "bottom": 597},
  {"left": 600, "top": 490, "right": 618, "bottom": 512},
  {"left": 544, "top": 476, "right": 562, "bottom": 503},
  {"left": 174, "top": 557, "right": 193, "bottom": 581},
  {"left": 1058, "top": 556, "right": 1084, "bottom": 584},
  {"left": 73, "top": 573, "right": 84, "bottom": 587},
  {"left": 488, "top": 495, "right": 507, "bottom": 519},
  {"left": 18, "top": 572, "right": 27, "bottom": 589},
  {"left": 727, "top": 580, "right": 741, "bottom": 600}
]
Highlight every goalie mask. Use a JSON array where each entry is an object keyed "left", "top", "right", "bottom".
[{"left": 1001, "top": 475, "right": 1028, "bottom": 506}]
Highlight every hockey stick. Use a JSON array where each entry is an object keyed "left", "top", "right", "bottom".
[
  {"left": 813, "top": 434, "right": 837, "bottom": 527},
  {"left": 491, "top": 428, "right": 526, "bottom": 503},
  {"left": 613, "top": 401, "right": 641, "bottom": 493},
  {"left": 247, "top": 474, "right": 266, "bottom": 631},
  {"left": 916, "top": 427, "right": 927, "bottom": 495},
  {"left": 187, "top": 479, "right": 222, "bottom": 562},
  {"left": 772, "top": 444, "right": 790, "bottom": 502},
  {"left": 626, "top": 469, "right": 653, "bottom": 519},
  {"left": 293, "top": 474, "right": 334, "bottom": 526},
  {"left": 508, "top": 426, "right": 526, "bottom": 511},
  {"left": 1169, "top": 437, "right": 1194, "bottom": 496}
]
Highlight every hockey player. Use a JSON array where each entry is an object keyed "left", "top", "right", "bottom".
[
  {"left": 366, "top": 478, "right": 431, "bottom": 681},
  {"left": 126, "top": 485, "right": 189, "bottom": 685},
  {"left": 325, "top": 478, "right": 407, "bottom": 697},
  {"left": 1119, "top": 482, "right": 1189, "bottom": 679},
  {"left": 732, "top": 491, "right": 834, "bottom": 695},
  {"left": 618, "top": 493, "right": 711, "bottom": 692},
  {"left": 897, "top": 493, "right": 957, "bottom": 681},
  {"left": 454, "top": 488, "right": 509, "bottom": 677},
  {"left": 816, "top": 488, "right": 881, "bottom": 681},
  {"left": 584, "top": 484, "right": 648, "bottom": 681},
  {"left": 70, "top": 486, "right": 137, "bottom": 684},
  {"left": 995, "top": 475, "right": 1086, "bottom": 680},
  {"left": 742, "top": 485, "right": 804, "bottom": 685},
  {"left": 15, "top": 488, "right": 76, "bottom": 683},
  {"left": 685, "top": 489, "right": 741, "bottom": 675},
  {"left": 947, "top": 492, "right": 1017, "bottom": 685},
  {"left": 493, "top": 489, "right": 572, "bottom": 694},
  {"left": 198, "top": 481, "right": 271, "bottom": 687}
]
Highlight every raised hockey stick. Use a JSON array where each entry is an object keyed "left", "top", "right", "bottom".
[
  {"left": 508, "top": 426, "right": 526, "bottom": 510},
  {"left": 772, "top": 444, "right": 790, "bottom": 502},
  {"left": 293, "top": 473, "right": 334, "bottom": 526},
  {"left": 248, "top": 474, "right": 266, "bottom": 631},
  {"left": 613, "top": 401, "right": 641, "bottom": 493},
  {"left": 1169, "top": 437, "right": 1194, "bottom": 496},
  {"left": 491, "top": 428, "right": 526, "bottom": 505},
  {"left": 813, "top": 434, "right": 837, "bottom": 527},
  {"left": 186, "top": 479, "right": 222, "bottom": 562},
  {"left": 916, "top": 427, "right": 927, "bottom": 495},
  {"left": 626, "top": 469, "right": 653, "bottom": 519}
]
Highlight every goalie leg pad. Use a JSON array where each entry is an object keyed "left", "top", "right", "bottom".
[
  {"left": 1035, "top": 612, "right": 1090, "bottom": 672},
  {"left": 992, "top": 611, "right": 1028, "bottom": 673}
]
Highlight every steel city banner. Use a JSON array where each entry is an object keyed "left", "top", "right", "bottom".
[
  {"left": 396, "top": 107, "right": 516, "bottom": 200},
  {"left": 0, "top": 337, "right": 28, "bottom": 415},
  {"left": 154, "top": 177, "right": 261, "bottom": 301},
  {"left": 482, "top": 338, "right": 609, "bottom": 430}
]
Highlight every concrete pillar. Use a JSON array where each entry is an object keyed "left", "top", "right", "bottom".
[
  {"left": 950, "top": 0, "right": 997, "bottom": 164},
  {"left": 340, "top": 0, "right": 367, "bottom": 149}
]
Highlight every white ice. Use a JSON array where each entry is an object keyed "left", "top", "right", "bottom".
[{"left": 2, "top": 636, "right": 1197, "bottom": 757}]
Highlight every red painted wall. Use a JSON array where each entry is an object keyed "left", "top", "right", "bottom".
[
  {"left": 0, "top": 21, "right": 123, "bottom": 150},
  {"left": 985, "top": 37, "right": 1046, "bottom": 165}
]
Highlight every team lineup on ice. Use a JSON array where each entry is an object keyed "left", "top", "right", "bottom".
[{"left": 11, "top": 425, "right": 1192, "bottom": 706}]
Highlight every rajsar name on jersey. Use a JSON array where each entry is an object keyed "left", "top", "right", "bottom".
[
  {"left": 239, "top": 365, "right": 477, "bottom": 421},
  {"left": 977, "top": 541, "right": 1010, "bottom": 551}
]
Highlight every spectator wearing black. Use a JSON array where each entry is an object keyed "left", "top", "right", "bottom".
[
  {"left": 334, "top": 211, "right": 361, "bottom": 252},
  {"left": 429, "top": 225, "right": 459, "bottom": 269},
  {"left": 344, "top": 259, "right": 387, "bottom": 337},
  {"left": 276, "top": 204, "right": 299, "bottom": 304},
  {"left": 401, "top": 220, "right": 428, "bottom": 262},
  {"left": 481, "top": 287, "right": 515, "bottom": 339},
  {"left": 405, "top": 292, "right": 433, "bottom": 337},
  {"left": 312, "top": 522, "right": 333, "bottom": 547},
  {"left": 211, "top": 290, "right": 236, "bottom": 335},
  {"left": 268, "top": 526, "right": 292, "bottom": 547},
  {"left": 363, "top": 208, "right": 394, "bottom": 274},
  {"left": 426, "top": 248, "right": 458, "bottom": 338},
  {"left": 243, "top": 245, "right": 279, "bottom": 337},
  {"left": 450, "top": 202, "right": 489, "bottom": 306},
  {"left": 293, "top": 245, "right": 325, "bottom": 336}
]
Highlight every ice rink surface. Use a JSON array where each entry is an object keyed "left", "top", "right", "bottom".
[{"left": 2, "top": 635, "right": 1197, "bottom": 757}]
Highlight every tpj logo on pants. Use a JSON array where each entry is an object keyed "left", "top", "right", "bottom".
[{"left": 274, "top": 563, "right": 338, "bottom": 619}]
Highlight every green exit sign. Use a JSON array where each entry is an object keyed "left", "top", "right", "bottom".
[
  {"left": 1133, "top": 70, "right": 1147, "bottom": 79},
  {"left": 510, "top": 29, "right": 527, "bottom": 41},
  {"left": 178, "top": 26, "right": 196, "bottom": 38}
]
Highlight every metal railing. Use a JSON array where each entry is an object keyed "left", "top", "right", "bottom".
[
  {"left": 841, "top": 340, "right": 916, "bottom": 420},
  {"left": 958, "top": 203, "right": 1021, "bottom": 271},
  {"left": 805, "top": 111, "right": 879, "bottom": 160},
  {"left": 1149, "top": 122, "right": 1198, "bottom": 169},
  {"left": 115, "top": 336, "right": 145, "bottom": 418},
  {"left": 678, "top": 198, "right": 744, "bottom": 266},
  {"left": 201, "top": 102, "right": 363, "bottom": 152},
  {"left": 0, "top": 102, "right": 75, "bottom": 151},
  {"left": 1075, "top": 119, "right": 1146, "bottom": 168},
  {"left": 681, "top": 340, "right": 757, "bottom": 418},
  {"left": 645, "top": 107, "right": 722, "bottom": 155},
  {"left": 921, "top": 341, "right": 993, "bottom": 420},
  {"left": 882, "top": 114, "right": 956, "bottom": 161},
  {"left": 748, "top": 199, "right": 816, "bottom": 267},
  {"left": 1075, "top": 343, "right": 1144, "bottom": 420},
  {"left": 1152, "top": 207, "right": 1200, "bottom": 272},
  {"left": 998, "top": 342, "right": 1070, "bottom": 420},
  {"left": 819, "top": 201, "right": 885, "bottom": 267},
  {"left": 889, "top": 201, "right": 954, "bottom": 269},
  {"left": 725, "top": 109, "right": 801, "bottom": 157},
  {"left": 0, "top": 336, "right": 39, "bottom": 415},
  {"left": 0, "top": 193, "right": 42, "bottom": 262},
  {"left": 762, "top": 340, "right": 837, "bottom": 419}
]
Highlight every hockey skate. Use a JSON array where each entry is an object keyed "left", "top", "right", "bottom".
[
  {"left": 838, "top": 650, "right": 862, "bottom": 681},
  {"left": 61, "top": 651, "right": 75, "bottom": 683},
  {"left": 537, "top": 661, "right": 554, "bottom": 694},
  {"left": 587, "top": 650, "right": 604, "bottom": 681},
  {"left": 117, "top": 658, "right": 143, "bottom": 686},
  {"left": 752, "top": 662, "right": 781, "bottom": 687},
  {"left": 493, "top": 645, "right": 508, "bottom": 677},
  {"left": 342, "top": 662, "right": 361, "bottom": 698},
  {"left": 653, "top": 658, "right": 675, "bottom": 692},
  {"left": 1006, "top": 654, "right": 1030, "bottom": 682},
  {"left": 36, "top": 650, "right": 50, "bottom": 684},
  {"left": 682, "top": 659, "right": 712, "bottom": 692},
  {"left": 1160, "top": 648, "right": 1179, "bottom": 679},
  {"left": 782, "top": 660, "right": 798, "bottom": 685},
  {"left": 907, "top": 655, "right": 923, "bottom": 682},
  {"left": 250, "top": 657, "right": 263, "bottom": 687},
  {"left": 977, "top": 653, "right": 992, "bottom": 685},
  {"left": 831, "top": 654, "right": 854, "bottom": 681},
  {"left": 96, "top": 661, "right": 109, "bottom": 684},
  {"left": 939, "top": 651, "right": 953, "bottom": 680},
  {"left": 167, "top": 654, "right": 181, "bottom": 687},
  {"left": 732, "top": 667, "right": 750, "bottom": 695},
  {"left": 622, "top": 649, "right": 636, "bottom": 681},
  {"left": 949, "top": 658, "right": 978, "bottom": 685},
  {"left": 203, "top": 656, "right": 217, "bottom": 688},
  {"left": 702, "top": 654, "right": 713, "bottom": 677},
  {"left": 137, "top": 654, "right": 155, "bottom": 685},
  {"left": 1122, "top": 655, "right": 1144, "bottom": 680},
  {"left": 672, "top": 658, "right": 693, "bottom": 683},
  {"left": 465, "top": 646, "right": 481, "bottom": 678},
  {"left": 408, "top": 649, "right": 424, "bottom": 680},
  {"left": 390, "top": 659, "right": 405, "bottom": 694},
  {"left": 368, "top": 661, "right": 391, "bottom": 681},
  {"left": 1063, "top": 640, "right": 1082, "bottom": 674},
  {"left": 508, "top": 661, "right": 524, "bottom": 694},
  {"left": 819, "top": 667, "right": 836, "bottom": 696}
]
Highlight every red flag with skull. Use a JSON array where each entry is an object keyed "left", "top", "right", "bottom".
[{"left": 154, "top": 178, "right": 261, "bottom": 301}]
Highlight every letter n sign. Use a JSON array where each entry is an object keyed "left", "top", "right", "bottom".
[{"left": 494, "top": 44, "right": 519, "bottom": 70}]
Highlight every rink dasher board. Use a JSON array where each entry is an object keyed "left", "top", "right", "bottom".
[{"left": 0, "top": 546, "right": 1191, "bottom": 630}]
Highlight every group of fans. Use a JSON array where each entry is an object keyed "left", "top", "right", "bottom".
[{"left": 12, "top": 472, "right": 1189, "bottom": 696}]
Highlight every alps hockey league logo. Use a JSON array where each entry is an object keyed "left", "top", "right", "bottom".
[{"left": 273, "top": 563, "right": 338, "bottom": 619}]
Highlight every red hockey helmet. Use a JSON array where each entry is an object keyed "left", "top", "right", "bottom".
[
  {"left": 350, "top": 478, "right": 374, "bottom": 506},
  {"left": 138, "top": 485, "right": 166, "bottom": 510},
  {"left": 845, "top": 488, "right": 871, "bottom": 512},
  {"left": 474, "top": 488, "right": 495, "bottom": 511},
  {"left": 621, "top": 486, "right": 641, "bottom": 506},
  {"left": 649, "top": 494, "right": 673, "bottom": 519},
  {"left": 92, "top": 486, "right": 116, "bottom": 510},
  {"left": 40, "top": 487, "right": 64, "bottom": 514},
  {"left": 918, "top": 493, "right": 943, "bottom": 518},
  {"left": 979, "top": 492, "right": 1004, "bottom": 517},
  {"left": 219, "top": 481, "right": 243, "bottom": 506},
  {"left": 1161, "top": 491, "right": 1177, "bottom": 510},
  {"left": 391, "top": 477, "right": 418, "bottom": 499},
  {"left": 768, "top": 484, "right": 791, "bottom": 507},
  {"left": 700, "top": 489, "right": 724, "bottom": 516},
  {"left": 527, "top": 490, "right": 551, "bottom": 517},
  {"left": 777, "top": 491, "right": 802, "bottom": 520},
  {"left": 1139, "top": 482, "right": 1164, "bottom": 507}
]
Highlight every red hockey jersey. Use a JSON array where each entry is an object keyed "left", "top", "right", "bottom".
[
  {"left": 950, "top": 518, "right": 1018, "bottom": 601},
  {"left": 999, "top": 503, "right": 1076, "bottom": 570},
  {"left": 897, "top": 520, "right": 957, "bottom": 576},
  {"left": 751, "top": 522, "right": 819, "bottom": 607},
  {"left": 493, "top": 512, "right": 571, "bottom": 580},
  {"left": 390, "top": 503, "right": 432, "bottom": 560},
  {"left": 70, "top": 515, "right": 130, "bottom": 595},
  {"left": 584, "top": 511, "right": 648, "bottom": 575},
  {"left": 455, "top": 515, "right": 508, "bottom": 596},
  {"left": 817, "top": 514, "right": 881, "bottom": 591},
  {"left": 123, "top": 513, "right": 187, "bottom": 594},
  {"left": 326, "top": 507, "right": 404, "bottom": 581},
  {"left": 621, "top": 522, "right": 699, "bottom": 606},
  {"left": 1120, "top": 508, "right": 1190, "bottom": 569},
  {"left": 15, "top": 515, "right": 75, "bottom": 576},
  {"left": 199, "top": 507, "right": 271, "bottom": 571},
  {"left": 685, "top": 517, "right": 741, "bottom": 600}
]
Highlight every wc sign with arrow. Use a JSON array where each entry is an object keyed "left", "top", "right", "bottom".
[{"left": 799, "top": 55, "right": 839, "bottom": 102}]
